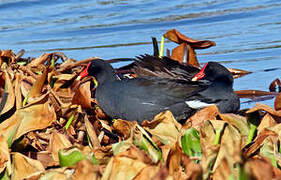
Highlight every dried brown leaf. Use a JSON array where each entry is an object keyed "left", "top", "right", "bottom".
[
  {"left": 247, "top": 103, "right": 281, "bottom": 121},
  {"left": 85, "top": 115, "right": 101, "bottom": 148},
  {"left": 142, "top": 111, "right": 181, "bottom": 145},
  {"left": 72, "top": 81, "right": 93, "bottom": 110},
  {"left": 235, "top": 90, "right": 277, "bottom": 99},
  {"left": 0, "top": 135, "right": 11, "bottom": 175},
  {"left": 274, "top": 92, "right": 281, "bottom": 111},
  {"left": 27, "top": 53, "right": 51, "bottom": 67},
  {"left": 171, "top": 43, "right": 200, "bottom": 67},
  {"left": 269, "top": 78, "right": 281, "bottom": 92},
  {"left": 164, "top": 29, "right": 216, "bottom": 49},
  {"left": 257, "top": 113, "right": 277, "bottom": 133},
  {"left": 244, "top": 157, "right": 281, "bottom": 180},
  {"left": 12, "top": 152, "right": 45, "bottom": 180},
  {"left": 102, "top": 147, "right": 147, "bottom": 180},
  {"left": 113, "top": 119, "right": 136, "bottom": 139},
  {"left": 228, "top": 67, "right": 251, "bottom": 79},
  {"left": 47, "top": 132, "right": 72, "bottom": 163},
  {"left": 0, "top": 70, "right": 15, "bottom": 115},
  {"left": 243, "top": 128, "right": 277, "bottom": 158},
  {"left": 14, "top": 73, "right": 22, "bottom": 109},
  {"left": 29, "top": 65, "right": 47, "bottom": 99},
  {"left": 187, "top": 105, "right": 219, "bottom": 130},
  {"left": 72, "top": 159, "right": 102, "bottom": 180}
]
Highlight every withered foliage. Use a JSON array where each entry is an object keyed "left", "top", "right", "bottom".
[{"left": 0, "top": 29, "right": 281, "bottom": 180}]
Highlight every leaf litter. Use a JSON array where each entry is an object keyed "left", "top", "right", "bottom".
[{"left": 0, "top": 29, "right": 281, "bottom": 180}]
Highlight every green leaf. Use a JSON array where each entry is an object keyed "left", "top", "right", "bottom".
[
  {"left": 181, "top": 128, "right": 202, "bottom": 158},
  {"left": 59, "top": 148, "right": 86, "bottom": 167},
  {"left": 90, "top": 153, "right": 99, "bottom": 165},
  {"left": 0, "top": 169, "right": 10, "bottom": 180}
]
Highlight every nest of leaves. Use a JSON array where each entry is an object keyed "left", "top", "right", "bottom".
[{"left": 1, "top": 30, "right": 281, "bottom": 180}]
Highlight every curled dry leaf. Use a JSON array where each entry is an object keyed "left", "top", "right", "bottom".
[
  {"left": 164, "top": 29, "right": 216, "bottom": 49},
  {"left": 102, "top": 147, "right": 147, "bottom": 180},
  {"left": 72, "top": 81, "right": 93, "bottom": 110},
  {"left": 113, "top": 119, "right": 136, "bottom": 139},
  {"left": 274, "top": 92, "right": 281, "bottom": 111},
  {"left": 142, "top": 111, "right": 181, "bottom": 145},
  {"left": 187, "top": 105, "right": 219, "bottom": 130},
  {"left": 27, "top": 53, "right": 51, "bottom": 67},
  {"left": 0, "top": 50, "right": 16, "bottom": 64},
  {"left": 170, "top": 43, "right": 200, "bottom": 67},
  {"left": 72, "top": 159, "right": 102, "bottom": 180},
  {"left": 0, "top": 135, "right": 11, "bottom": 175},
  {"left": 0, "top": 100, "right": 56, "bottom": 146},
  {"left": 0, "top": 70, "right": 15, "bottom": 116},
  {"left": 244, "top": 157, "right": 281, "bottom": 180},
  {"left": 228, "top": 67, "right": 251, "bottom": 79},
  {"left": 85, "top": 114, "right": 101, "bottom": 148},
  {"left": 28, "top": 65, "right": 47, "bottom": 99},
  {"left": 243, "top": 128, "right": 277, "bottom": 158},
  {"left": 269, "top": 78, "right": 281, "bottom": 92},
  {"left": 235, "top": 90, "right": 277, "bottom": 99},
  {"left": 247, "top": 103, "right": 281, "bottom": 121},
  {"left": 199, "top": 120, "right": 220, "bottom": 179},
  {"left": 47, "top": 132, "right": 72, "bottom": 163},
  {"left": 12, "top": 152, "right": 45, "bottom": 180}
]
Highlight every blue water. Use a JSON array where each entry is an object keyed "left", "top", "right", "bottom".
[{"left": 0, "top": 0, "right": 281, "bottom": 108}]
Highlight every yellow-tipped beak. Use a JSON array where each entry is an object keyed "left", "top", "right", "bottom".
[
  {"left": 76, "top": 76, "right": 82, "bottom": 80},
  {"left": 192, "top": 76, "right": 198, "bottom": 81}
]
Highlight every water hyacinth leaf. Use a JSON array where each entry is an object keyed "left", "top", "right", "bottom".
[
  {"left": 181, "top": 128, "right": 202, "bottom": 158},
  {"left": 59, "top": 148, "right": 86, "bottom": 167},
  {"left": 12, "top": 153, "right": 45, "bottom": 180},
  {"left": 142, "top": 111, "right": 181, "bottom": 145}
]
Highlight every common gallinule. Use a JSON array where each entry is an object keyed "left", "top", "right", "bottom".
[{"left": 79, "top": 56, "right": 240, "bottom": 124}]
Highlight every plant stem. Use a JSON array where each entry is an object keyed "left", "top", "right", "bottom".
[
  {"left": 65, "top": 114, "right": 75, "bottom": 130},
  {"left": 159, "top": 36, "right": 165, "bottom": 57},
  {"left": 214, "top": 129, "right": 222, "bottom": 145}
]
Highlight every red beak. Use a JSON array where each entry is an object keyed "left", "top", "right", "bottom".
[
  {"left": 78, "top": 62, "right": 91, "bottom": 80},
  {"left": 192, "top": 62, "right": 208, "bottom": 81}
]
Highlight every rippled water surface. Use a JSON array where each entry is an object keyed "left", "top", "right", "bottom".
[{"left": 0, "top": 0, "right": 281, "bottom": 108}]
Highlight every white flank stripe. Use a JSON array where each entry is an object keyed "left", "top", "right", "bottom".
[
  {"left": 142, "top": 102, "right": 155, "bottom": 106},
  {"left": 185, "top": 100, "right": 214, "bottom": 109}
]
